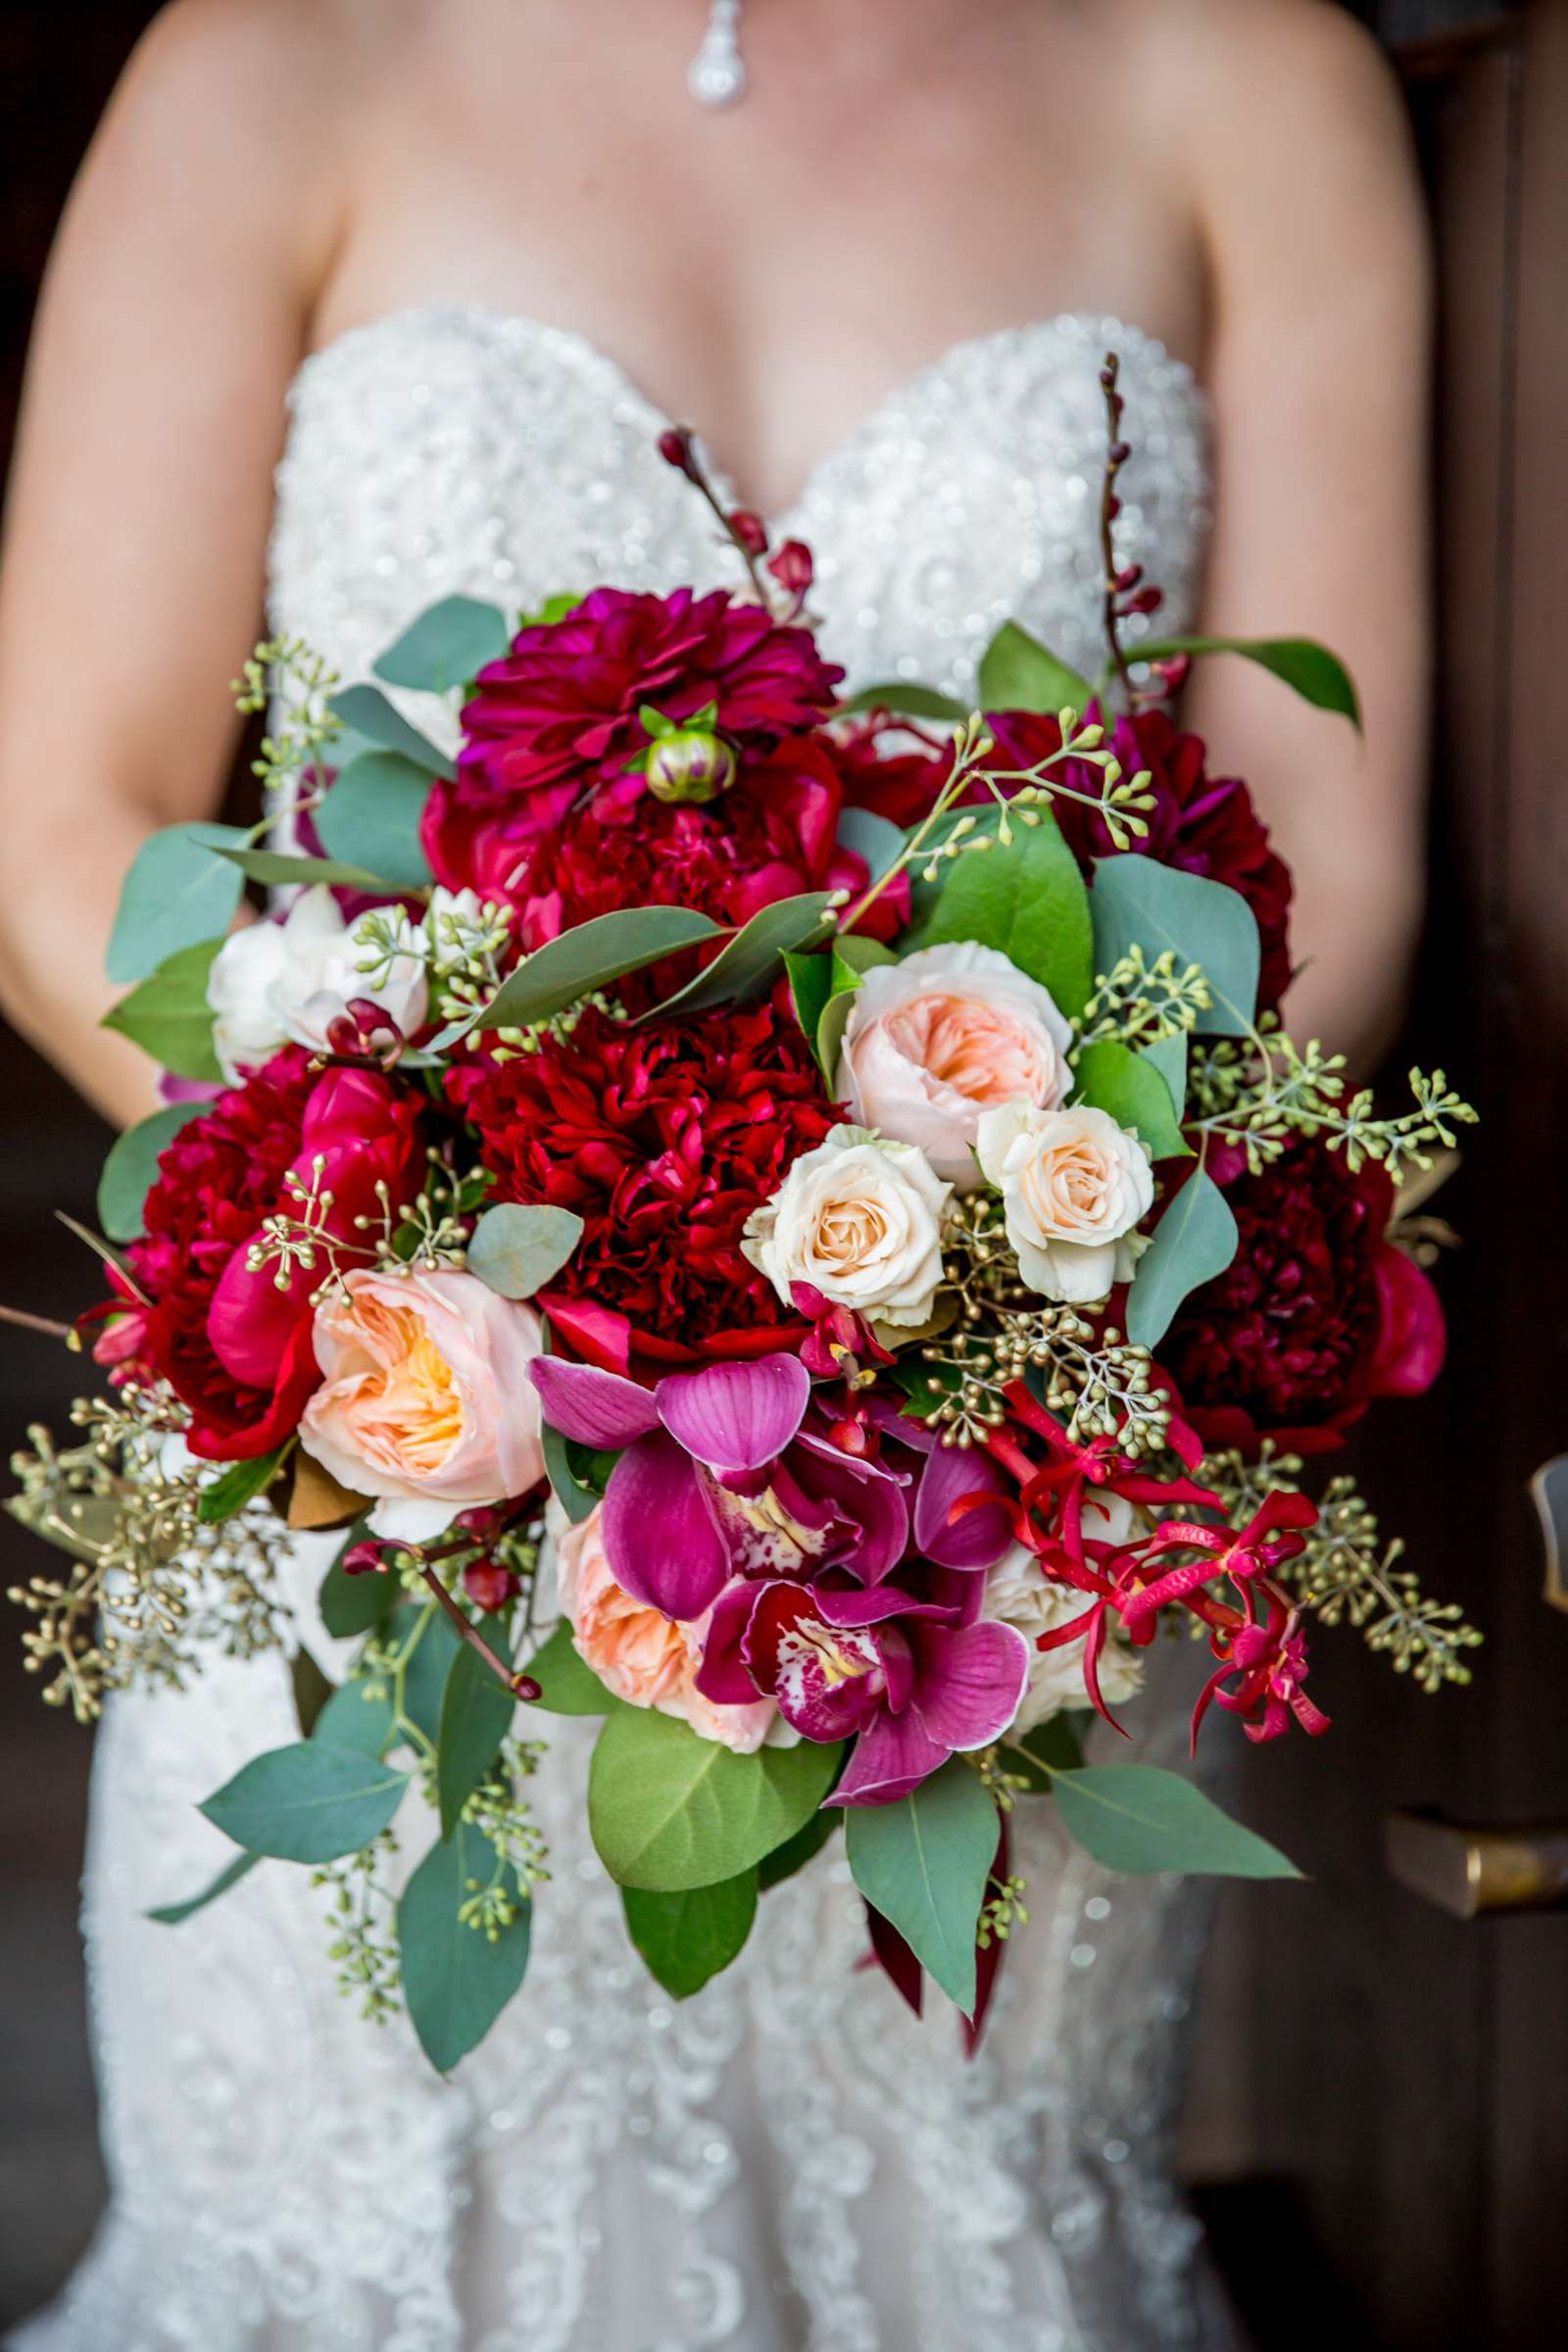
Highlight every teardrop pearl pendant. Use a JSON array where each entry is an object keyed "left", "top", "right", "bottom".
[{"left": 688, "top": 0, "right": 748, "bottom": 108}]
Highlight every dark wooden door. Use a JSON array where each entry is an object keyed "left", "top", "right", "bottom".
[{"left": 1182, "top": 11, "right": 1568, "bottom": 2349}]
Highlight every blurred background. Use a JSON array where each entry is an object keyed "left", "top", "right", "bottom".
[{"left": 2, "top": 3, "right": 1566, "bottom": 2344}]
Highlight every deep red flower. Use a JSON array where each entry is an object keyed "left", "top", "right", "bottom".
[
  {"left": 1160, "top": 1138, "right": 1446, "bottom": 1456},
  {"left": 117, "top": 1050, "right": 426, "bottom": 1460},
  {"left": 423, "top": 586, "right": 844, "bottom": 896},
  {"left": 447, "top": 1003, "right": 845, "bottom": 1374}
]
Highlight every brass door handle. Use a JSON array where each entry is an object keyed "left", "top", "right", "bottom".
[{"left": 1385, "top": 1811, "right": 1568, "bottom": 1918}]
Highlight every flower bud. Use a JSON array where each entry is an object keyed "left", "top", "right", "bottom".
[
  {"left": 657, "top": 425, "right": 698, "bottom": 478},
  {"left": 645, "top": 726, "right": 738, "bottom": 805},
  {"left": 727, "top": 508, "right": 767, "bottom": 556},
  {"left": 464, "top": 1559, "right": 521, "bottom": 1615},
  {"left": 767, "top": 538, "right": 814, "bottom": 596}
]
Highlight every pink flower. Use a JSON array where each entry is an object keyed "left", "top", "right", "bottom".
[
  {"left": 300, "top": 1267, "right": 547, "bottom": 1542},
  {"left": 557, "top": 1506, "right": 776, "bottom": 1753},
  {"left": 838, "top": 943, "right": 1073, "bottom": 1186}
]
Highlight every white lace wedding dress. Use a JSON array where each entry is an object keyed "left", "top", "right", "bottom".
[{"left": 14, "top": 309, "right": 1234, "bottom": 2352}]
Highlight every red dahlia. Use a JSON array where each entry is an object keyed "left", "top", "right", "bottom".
[
  {"left": 423, "top": 586, "right": 845, "bottom": 898},
  {"left": 116, "top": 1052, "right": 426, "bottom": 1459},
  {"left": 448, "top": 1004, "right": 845, "bottom": 1374},
  {"left": 1160, "top": 1138, "right": 1446, "bottom": 1456}
]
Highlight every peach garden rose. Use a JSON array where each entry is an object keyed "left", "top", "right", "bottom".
[
  {"left": 837, "top": 941, "right": 1073, "bottom": 1185},
  {"left": 299, "top": 1265, "right": 547, "bottom": 1543}
]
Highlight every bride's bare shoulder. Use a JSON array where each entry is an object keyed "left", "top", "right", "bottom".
[{"left": 1132, "top": 0, "right": 1409, "bottom": 147}]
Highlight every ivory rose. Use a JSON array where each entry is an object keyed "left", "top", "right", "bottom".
[
  {"left": 741, "top": 1126, "right": 950, "bottom": 1330},
  {"left": 299, "top": 1266, "right": 546, "bottom": 1542},
  {"left": 983, "top": 1498, "right": 1146, "bottom": 1732},
  {"left": 207, "top": 887, "right": 428, "bottom": 1084},
  {"left": 976, "top": 1102, "right": 1153, "bottom": 1304},
  {"left": 557, "top": 1505, "right": 777, "bottom": 1753},
  {"left": 837, "top": 942, "right": 1073, "bottom": 1185}
]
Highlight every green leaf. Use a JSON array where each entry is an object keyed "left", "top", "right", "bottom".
[
  {"left": 844, "top": 1759, "right": 999, "bottom": 2014},
  {"left": 437, "top": 1637, "right": 518, "bottom": 1839},
  {"left": 97, "top": 1101, "right": 207, "bottom": 1243},
  {"left": 1090, "top": 856, "right": 1260, "bottom": 1037},
  {"left": 318, "top": 1520, "right": 399, "bottom": 1639},
  {"left": 784, "top": 950, "right": 835, "bottom": 1052},
  {"left": 311, "top": 1673, "right": 397, "bottom": 1757},
  {"left": 371, "top": 595, "right": 512, "bottom": 694},
  {"left": 813, "top": 945, "right": 881, "bottom": 1085},
  {"left": 102, "top": 940, "right": 224, "bottom": 1082},
  {"left": 328, "top": 683, "right": 456, "bottom": 778},
  {"left": 316, "top": 753, "right": 436, "bottom": 891},
  {"left": 1136, "top": 635, "right": 1360, "bottom": 728},
  {"left": 840, "top": 680, "right": 968, "bottom": 722},
  {"left": 197, "top": 1445, "right": 288, "bottom": 1525},
  {"left": 916, "top": 808, "right": 1094, "bottom": 1016},
  {"left": 1070, "top": 1038, "right": 1191, "bottom": 1160},
  {"left": 1125, "top": 1167, "right": 1238, "bottom": 1349},
  {"left": 444, "top": 906, "right": 723, "bottom": 1041},
  {"left": 466, "top": 1203, "right": 583, "bottom": 1298},
  {"left": 642, "top": 894, "right": 833, "bottom": 1018},
  {"left": 400, "top": 1603, "right": 463, "bottom": 1746},
  {"left": 215, "top": 846, "right": 396, "bottom": 892},
  {"left": 540, "top": 1420, "right": 603, "bottom": 1527},
  {"left": 1141, "top": 1030, "right": 1189, "bottom": 1121},
  {"left": 977, "top": 618, "right": 1093, "bottom": 715},
  {"left": 399, "top": 1820, "right": 531, "bottom": 2073},
  {"left": 147, "top": 1849, "right": 261, "bottom": 1926},
  {"left": 622, "top": 1870, "right": 759, "bottom": 1999},
  {"left": 105, "top": 821, "right": 246, "bottom": 984},
  {"left": 524, "top": 1621, "right": 615, "bottom": 1714},
  {"left": 518, "top": 591, "right": 582, "bottom": 628},
  {"left": 757, "top": 1805, "right": 839, "bottom": 1891},
  {"left": 836, "top": 807, "right": 905, "bottom": 885},
  {"left": 1004, "top": 1709, "right": 1087, "bottom": 1792},
  {"left": 199, "top": 1740, "right": 409, "bottom": 1863},
  {"left": 589, "top": 1707, "right": 843, "bottom": 1891},
  {"left": 1048, "top": 1764, "right": 1301, "bottom": 1878},
  {"left": 290, "top": 1643, "right": 335, "bottom": 1738}
]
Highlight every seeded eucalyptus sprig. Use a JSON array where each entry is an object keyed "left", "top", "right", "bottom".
[
  {"left": 232, "top": 632, "right": 345, "bottom": 813},
  {"left": 1188, "top": 1019, "right": 1478, "bottom": 1179},
  {"left": 1076, "top": 947, "right": 1213, "bottom": 1051}
]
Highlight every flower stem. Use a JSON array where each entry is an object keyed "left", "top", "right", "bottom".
[{"left": 414, "top": 1558, "right": 534, "bottom": 1699}]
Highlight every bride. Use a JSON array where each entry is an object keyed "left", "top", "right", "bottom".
[{"left": 0, "top": 3, "right": 1428, "bottom": 2345}]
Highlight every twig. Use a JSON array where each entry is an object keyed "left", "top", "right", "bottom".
[
  {"left": 414, "top": 1558, "right": 539, "bottom": 1701},
  {"left": 1099, "top": 356, "right": 1137, "bottom": 707}
]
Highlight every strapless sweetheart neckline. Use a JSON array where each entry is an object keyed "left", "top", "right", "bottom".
[{"left": 289, "top": 301, "right": 1206, "bottom": 539}]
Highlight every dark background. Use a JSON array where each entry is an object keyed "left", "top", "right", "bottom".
[{"left": 3, "top": 5, "right": 1564, "bottom": 2347}]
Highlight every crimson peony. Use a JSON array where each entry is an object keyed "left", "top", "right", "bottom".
[
  {"left": 1160, "top": 1138, "right": 1446, "bottom": 1456},
  {"left": 117, "top": 1052, "right": 426, "bottom": 1459},
  {"left": 448, "top": 1004, "right": 845, "bottom": 1374}
]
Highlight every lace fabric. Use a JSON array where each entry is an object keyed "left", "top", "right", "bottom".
[{"left": 13, "top": 308, "right": 1229, "bottom": 2352}]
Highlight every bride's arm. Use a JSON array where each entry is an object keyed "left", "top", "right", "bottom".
[
  {"left": 0, "top": 0, "right": 349, "bottom": 1125},
  {"left": 1174, "top": 0, "right": 1432, "bottom": 1068}
]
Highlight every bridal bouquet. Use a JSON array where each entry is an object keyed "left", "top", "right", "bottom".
[{"left": 8, "top": 368, "right": 1480, "bottom": 2068}]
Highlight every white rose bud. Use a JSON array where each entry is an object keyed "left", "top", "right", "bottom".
[
  {"left": 836, "top": 941, "right": 1074, "bottom": 1188},
  {"left": 984, "top": 1500, "right": 1146, "bottom": 1733},
  {"left": 742, "top": 1126, "right": 951, "bottom": 1329},
  {"left": 976, "top": 1101, "right": 1153, "bottom": 1303}
]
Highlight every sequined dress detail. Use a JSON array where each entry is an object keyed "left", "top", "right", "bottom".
[{"left": 14, "top": 307, "right": 1231, "bottom": 2352}]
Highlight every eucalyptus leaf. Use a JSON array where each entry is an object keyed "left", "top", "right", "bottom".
[
  {"left": 311, "top": 1673, "right": 397, "bottom": 1758},
  {"left": 216, "top": 846, "right": 396, "bottom": 892},
  {"left": 1004, "top": 1709, "right": 1087, "bottom": 1792},
  {"left": 588, "top": 1706, "right": 843, "bottom": 1891},
  {"left": 199, "top": 1741, "right": 409, "bottom": 1864},
  {"left": 105, "top": 821, "right": 246, "bottom": 984},
  {"left": 915, "top": 808, "right": 1094, "bottom": 1016},
  {"left": 1070, "top": 1039, "right": 1190, "bottom": 1160},
  {"left": 524, "top": 1621, "right": 615, "bottom": 1714},
  {"left": 400, "top": 1603, "right": 463, "bottom": 1747},
  {"left": 328, "top": 683, "right": 456, "bottom": 778},
  {"left": 1090, "top": 856, "right": 1260, "bottom": 1037},
  {"left": 1125, "top": 1168, "right": 1239, "bottom": 1349},
  {"left": 1140, "top": 1030, "right": 1189, "bottom": 1121},
  {"left": 1048, "top": 1764, "right": 1300, "bottom": 1878},
  {"left": 643, "top": 894, "right": 833, "bottom": 1019},
  {"left": 317, "top": 752, "right": 435, "bottom": 890},
  {"left": 102, "top": 940, "right": 224, "bottom": 1082},
  {"left": 844, "top": 1759, "right": 999, "bottom": 2014},
  {"left": 1136, "top": 634, "right": 1360, "bottom": 728},
  {"left": 977, "top": 618, "right": 1093, "bottom": 715},
  {"left": 147, "top": 1850, "right": 261, "bottom": 1927},
  {"left": 372, "top": 594, "right": 512, "bottom": 695},
  {"left": 836, "top": 806, "right": 905, "bottom": 885},
  {"left": 318, "top": 1519, "right": 399, "bottom": 1639},
  {"left": 466, "top": 1203, "right": 583, "bottom": 1299},
  {"left": 622, "top": 1870, "right": 759, "bottom": 1999},
  {"left": 841, "top": 680, "right": 968, "bottom": 722},
  {"left": 444, "top": 906, "right": 723, "bottom": 1042},
  {"left": 437, "top": 1636, "right": 518, "bottom": 1839},
  {"left": 197, "top": 1445, "right": 288, "bottom": 1526},
  {"left": 399, "top": 1821, "right": 531, "bottom": 2073},
  {"left": 97, "top": 1100, "right": 207, "bottom": 1243}
]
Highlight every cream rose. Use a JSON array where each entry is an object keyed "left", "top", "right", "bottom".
[
  {"left": 984, "top": 1498, "right": 1146, "bottom": 1732},
  {"left": 741, "top": 1126, "right": 951, "bottom": 1329},
  {"left": 557, "top": 1506, "right": 777, "bottom": 1753},
  {"left": 837, "top": 942, "right": 1073, "bottom": 1185},
  {"left": 206, "top": 886, "right": 428, "bottom": 1084},
  {"left": 300, "top": 1266, "right": 546, "bottom": 1543},
  {"left": 976, "top": 1102, "right": 1153, "bottom": 1303}
]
